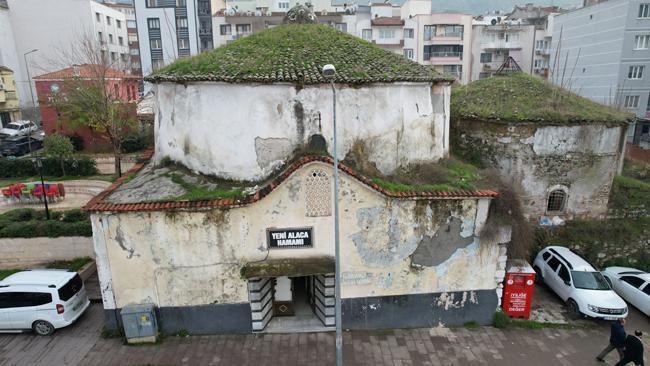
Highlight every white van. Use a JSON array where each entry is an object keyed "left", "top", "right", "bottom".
[{"left": 0, "top": 270, "right": 90, "bottom": 335}]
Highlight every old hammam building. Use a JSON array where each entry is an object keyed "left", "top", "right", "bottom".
[{"left": 86, "top": 19, "right": 510, "bottom": 334}]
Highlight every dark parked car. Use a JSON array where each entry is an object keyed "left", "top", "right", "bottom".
[{"left": 0, "top": 136, "right": 43, "bottom": 157}]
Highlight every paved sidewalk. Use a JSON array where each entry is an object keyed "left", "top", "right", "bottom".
[{"left": 1, "top": 304, "right": 648, "bottom": 366}]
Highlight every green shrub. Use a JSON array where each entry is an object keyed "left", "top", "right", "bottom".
[
  {"left": 121, "top": 134, "right": 150, "bottom": 154},
  {"left": 463, "top": 320, "right": 479, "bottom": 329},
  {"left": 0, "top": 156, "right": 97, "bottom": 178},
  {"left": 46, "top": 257, "right": 93, "bottom": 271},
  {"left": 0, "top": 208, "right": 92, "bottom": 238}
]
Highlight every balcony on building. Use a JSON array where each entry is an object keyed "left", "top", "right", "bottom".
[
  {"left": 423, "top": 24, "right": 464, "bottom": 44},
  {"left": 423, "top": 45, "right": 463, "bottom": 63}
]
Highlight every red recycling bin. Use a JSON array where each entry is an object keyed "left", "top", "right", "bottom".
[{"left": 502, "top": 259, "right": 536, "bottom": 319}]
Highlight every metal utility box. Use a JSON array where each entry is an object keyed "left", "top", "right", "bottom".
[
  {"left": 502, "top": 260, "right": 536, "bottom": 319},
  {"left": 120, "top": 303, "right": 158, "bottom": 344}
]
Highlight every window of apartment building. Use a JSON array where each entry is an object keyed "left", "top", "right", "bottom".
[
  {"left": 118, "top": 36, "right": 123, "bottom": 46},
  {"left": 147, "top": 0, "right": 160, "bottom": 7},
  {"left": 480, "top": 52, "right": 492, "bottom": 63},
  {"left": 96, "top": 12, "right": 101, "bottom": 22},
  {"left": 278, "top": 1, "right": 289, "bottom": 9},
  {"left": 117, "top": 20, "right": 121, "bottom": 29},
  {"left": 403, "top": 49, "right": 413, "bottom": 59},
  {"left": 121, "top": 53, "right": 127, "bottom": 62},
  {"left": 177, "top": 0, "right": 186, "bottom": 6},
  {"left": 109, "top": 34, "right": 114, "bottom": 44},
  {"left": 127, "top": 20, "right": 137, "bottom": 28},
  {"left": 362, "top": 29, "right": 372, "bottom": 40},
  {"left": 133, "top": 61, "right": 141, "bottom": 68},
  {"left": 634, "top": 35, "right": 650, "bottom": 49},
  {"left": 443, "top": 65, "right": 462, "bottom": 76},
  {"left": 628, "top": 65, "right": 644, "bottom": 79},
  {"left": 444, "top": 25, "right": 463, "bottom": 37},
  {"left": 150, "top": 38, "right": 162, "bottom": 50},
  {"left": 128, "top": 34, "right": 138, "bottom": 43},
  {"left": 152, "top": 59, "right": 164, "bottom": 70},
  {"left": 178, "top": 38, "right": 190, "bottom": 49},
  {"left": 639, "top": 3, "right": 650, "bottom": 18},
  {"left": 334, "top": 23, "right": 347, "bottom": 32},
  {"left": 111, "top": 52, "right": 117, "bottom": 61},
  {"left": 535, "top": 40, "right": 548, "bottom": 50},
  {"left": 220, "top": 24, "right": 232, "bottom": 35},
  {"left": 177, "top": 17, "right": 188, "bottom": 29},
  {"left": 403, "top": 28, "right": 414, "bottom": 38},
  {"left": 424, "top": 25, "right": 436, "bottom": 40},
  {"left": 236, "top": 24, "right": 251, "bottom": 34},
  {"left": 97, "top": 31, "right": 103, "bottom": 43},
  {"left": 534, "top": 59, "right": 546, "bottom": 69},
  {"left": 100, "top": 50, "right": 107, "bottom": 61},
  {"left": 130, "top": 48, "right": 139, "bottom": 55},
  {"left": 379, "top": 29, "right": 395, "bottom": 39},
  {"left": 625, "top": 95, "right": 640, "bottom": 108},
  {"left": 148, "top": 18, "right": 160, "bottom": 29},
  {"left": 106, "top": 16, "right": 111, "bottom": 25}
]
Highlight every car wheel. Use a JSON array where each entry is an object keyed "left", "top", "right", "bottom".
[
  {"left": 32, "top": 320, "right": 55, "bottom": 336},
  {"left": 566, "top": 299, "right": 581, "bottom": 320},
  {"left": 533, "top": 266, "right": 543, "bottom": 285}
]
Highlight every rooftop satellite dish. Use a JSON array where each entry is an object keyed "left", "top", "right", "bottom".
[
  {"left": 491, "top": 18, "right": 497, "bottom": 25},
  {"left": 254, "top": 10, "right": 262, "bottom": 16}
]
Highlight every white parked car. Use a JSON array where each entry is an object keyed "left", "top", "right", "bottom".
[
  {"left": 533, "top": 246, "right": 628, "bottom": 320},
  {"left": 602, "top": 267, "right": 650, "bottom": 316},
  {"left": 0, "top": 270, "right": 90, "bottom": 335},
  {"left": 0, "top": 121, "right": 38, "bottom": 138}
]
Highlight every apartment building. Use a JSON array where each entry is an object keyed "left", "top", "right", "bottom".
[
  {"left": 4, "top": 0, "right": 129, "bottom": 117},
  {"left": 105, "top": 2, "right": 143, "bottom": 76},
  {"left": 0, "top": 0, "right": 22, "bottom": 125},
  {"left": 135, "top": 0, "right": 214, "bottom": 79},
  {"left": 550, "top": 0, "right": 650, "bottom": 141},
  {"left": 470, "top": 15, "right": 536, "bottom": 81}
]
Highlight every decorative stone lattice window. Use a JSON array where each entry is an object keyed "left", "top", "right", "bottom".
[
  {"left": 547, "top": 189, "right": 567, "bottom": 212},
  {"left": 305, "top": 169, "right": 331, "bottom": 217}
]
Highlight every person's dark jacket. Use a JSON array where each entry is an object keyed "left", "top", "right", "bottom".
[
  {"left": 623, "top": 335, "right": 644, "bottom": 363},
  {"left": 610, "top": 322, "right": 626, "bottom": 348}
]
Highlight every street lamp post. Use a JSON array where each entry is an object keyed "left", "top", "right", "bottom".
[
  {"left": 35, "top": 157, "right": 50, "bottom": 220},
  {"left": 23, "top": 49, "right": 38, "bottom": 154},
  {"left": 322, "top": 64, "right": 342, "bottom": 366}
]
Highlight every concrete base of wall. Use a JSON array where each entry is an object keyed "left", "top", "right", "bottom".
[
  {"left": 104, "top": 303, "right": 254, "bottom": 335},
  {"left": 103, "top": 290, "right": 498, "bottom": 334}
]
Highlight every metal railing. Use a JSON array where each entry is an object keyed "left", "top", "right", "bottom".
[
  {"left": 424, "top": 32, "right": 464, "bottom": 41},
  {"left": 423, "top": 52, "right": 463, "bottom": 60}
]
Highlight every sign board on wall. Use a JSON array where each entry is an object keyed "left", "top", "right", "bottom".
[{"left": 267, "top": 227, "right": 313, "bottom": 249}]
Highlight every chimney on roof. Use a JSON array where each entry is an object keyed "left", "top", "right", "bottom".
[{"left": 72, "top": 64, "right": 80, "bottom": 77}]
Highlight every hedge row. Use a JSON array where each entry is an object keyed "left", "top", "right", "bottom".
[
  {"left": 0, "top": 208, "right": 92, "bottom": 238},
  {"left": 0, "top": 156, "right": 97, "bottom": 178}
]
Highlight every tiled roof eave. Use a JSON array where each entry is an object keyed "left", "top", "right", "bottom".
[
  {"left": 84, "top": 153, "right": 499, "bottom": 213},
  {"left": 143, "top": 75, "right": 454, "bottom": 84}
]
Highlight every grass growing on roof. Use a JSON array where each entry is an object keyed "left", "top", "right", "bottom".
[
  {"left": 166, "top": 173, "right": 245, "bottom": 201},
  {"left": 451, "top": 73, "right": 632, "bottom": 124},
  {"left": 148, "top": 24, "right": 451, "bottom": 84}
]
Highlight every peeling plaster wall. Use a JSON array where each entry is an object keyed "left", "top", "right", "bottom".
[
  {"left": 153, "top": 82, "right": 450, "bottom": 181},
  {"left": 92, "top": 162, "right": 505, "bottom": 314},
  {"left": 453, "top": 120, "right": 626, "bottom": 219}
]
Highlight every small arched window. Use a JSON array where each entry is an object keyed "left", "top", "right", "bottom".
[{"left": 547, "top": 189, "right": 567, "bottom": 212}]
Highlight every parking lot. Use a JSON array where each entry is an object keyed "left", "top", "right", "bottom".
[{"left": 0, "top": 283, "right": 647, "bottom": 366}]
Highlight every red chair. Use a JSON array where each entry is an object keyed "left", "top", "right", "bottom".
[
  {"left": 11, "top": 186, "right": 22, "bottom": 201},
  {"left": 57, "top": 183, "right": 65, "bottom": 198},
  {"left": 46, "top": 185, "right": 59, "bottom": 202},
  {"left": 32, "top": 184, "right": 44, "bottom": 201}
]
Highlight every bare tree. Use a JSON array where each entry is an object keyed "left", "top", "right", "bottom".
[{"left": 47, "top": 33, "right": 138, "bottom": 176}]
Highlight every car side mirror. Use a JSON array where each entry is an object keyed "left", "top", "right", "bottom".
[{"left": 564, "top": 280, "right": 571, "bottom": 286}]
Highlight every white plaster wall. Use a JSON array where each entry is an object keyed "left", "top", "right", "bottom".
[
  {"left": 153, "top": 82, "right": 450, "bottom": 181},
  {"left": 91, "top": 161, "right": 502, "bottom": 310},
  {"left": 0, "top": 236, "right": 94, "bottom": 269}
]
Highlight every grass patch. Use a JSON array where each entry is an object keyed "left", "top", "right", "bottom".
[
  {"left": 167, "top": 173, "right": 245, "bottom": 201},
  {"left": 622, "top": 159, "right": 650, "bottom": 184},
  {"left": 609, "top": 175, "right": 650, "bottom": 210},
  {"left": 463, "top": 320, "right": 480, "bottom": 329},
  {"left": 451, "top": 73, "right": 632, "bottom": 124},
  {"left": 0, "top": 268, "right": 22, "bottom": 280},
  {"left": 492, "top": 311, "right": 575, "bottom": 330},
  {"left": 46, "top": 257, "right": 93, "bottom": 272},
  {"left": 0, "top": 208, "right": 92, "bottom": 238},
  {"left": 0, "top": 174, "right": 116, "bottom": 188}
]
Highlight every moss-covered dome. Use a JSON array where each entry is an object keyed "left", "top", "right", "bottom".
[
  {"left": 145, "top": 24, "right": 452, "bottom": 85},
  {"left": 451, "top": 73, "right": 633, "bottom": 124}
]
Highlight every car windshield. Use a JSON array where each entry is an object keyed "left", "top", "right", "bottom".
[
  {"left": 571, "top": 271, "right": 610, "bottom": 290},
  {"left": 5, "top": 124, "right": 20, "bottom": 130}
]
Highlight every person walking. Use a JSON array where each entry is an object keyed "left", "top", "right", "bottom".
[
  {"left": 615, "top": 330, "right": 645, "bottom": 366},
  {"left": 597, "top": 318, "right": 627, "bottom": 362}
]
